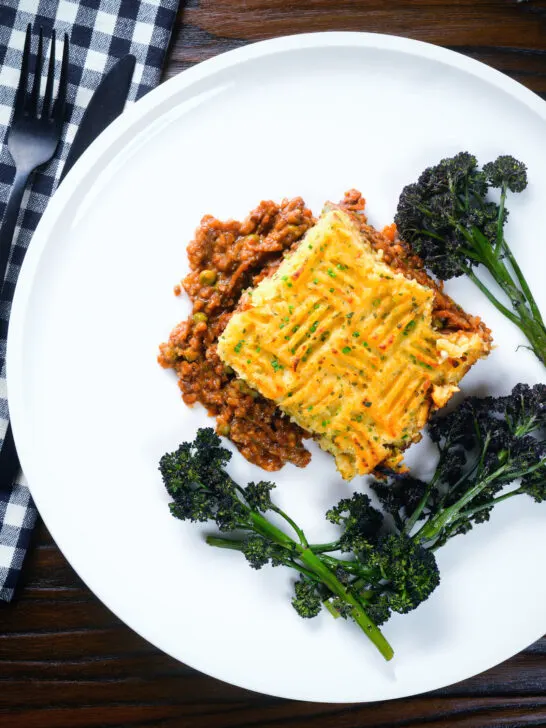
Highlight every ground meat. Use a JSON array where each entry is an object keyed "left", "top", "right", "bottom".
[{"left": 158, "top": 197, "right": 316, "bottom": 471}]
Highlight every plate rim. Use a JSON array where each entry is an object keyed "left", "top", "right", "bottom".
[{"left": 6, "top": 31, "right": 546, "bottom": 703}]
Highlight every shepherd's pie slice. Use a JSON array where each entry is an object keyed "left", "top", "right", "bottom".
[{"left": 217, "top": 208, "right": 490, "bottom": 480}]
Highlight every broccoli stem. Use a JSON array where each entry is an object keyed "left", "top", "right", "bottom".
[
  {"left": 206, "top": 536, "right": 247, "bottom": 551},
  {"left": 492, "top": 184, "right": 544, "bottom": 328},
  {"left": 414, "top": 448, "right": 546, "bottom": 546},
  {"left": 455, "top": 197, "right": 546, "bottom": 365},
  {"left": 501, "top": 239, "right": 545, "bottom": 327},
  {"left": 270, "top": 505, "right": 309, "bottom": 547},
  {"left": 206, "top": 535, "right": 321, "bottom": 582},
  {"left": 452, "top": 487, "right": 524, "bottom": 522},
  {"left": 413, "top": 465, "right": 508, "bottom": 545},
  {"left": 308, "top": 540, "right": 342, "bottom": 553},
  {"left": 493, "top": 185, "right": 507, "bottom": 258},
  {"left": 207, "top": 513, "right": 394, "bottom": 661},
  {"left": 298, "top": 547, "right": 394, "bottom": 661},
  {"left": 319, "top": 553, "right": 374, "bottom": 578},
  {"left": 465, "top": 266, "right": 546, "bottom": 365},
  {"left": 403, "top": 457, "right": 445, "bottom": 535},
  {"left": 323, "top": 598, "right": 342, "bottom": 619},
  {"left": 464, "top": 268, "right": 521, "bottom": 326},
  {"left": 248, "top": 510, "right": 301, "bottom": 549}
]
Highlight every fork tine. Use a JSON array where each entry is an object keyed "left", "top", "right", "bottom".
[
  {"left": 41, "top": 29, "right": 56, "bottom": 118},
  {"left": 29, "top": 26, "right": 43, "bottom": 115},
  {"left": 13, "top": 24, "right": 31, "bottom": 115},
  {"left": 52, "top": 33, "right": 69, "bottom": 124}
]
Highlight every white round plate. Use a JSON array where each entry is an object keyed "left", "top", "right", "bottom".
[{"left": 7, "top": 32, "right": 546, "bottom": 703}]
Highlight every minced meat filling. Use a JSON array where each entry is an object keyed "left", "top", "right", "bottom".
[{"left": 158, "top": 197, "right": 316, "bottom": 471}]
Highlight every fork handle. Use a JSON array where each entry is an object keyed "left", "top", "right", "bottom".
[
  {"left": 0, "top": 168, "right": 31, "bottom": 299},
  {"left": 0, "top": 169, "right": 30, "bottom": 491},
  {"left": 0, "top": 422, "right": 19, "bottom": 494}
]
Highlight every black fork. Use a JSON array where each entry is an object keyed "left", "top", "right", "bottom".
[
  {"left": 0, "top": 24, "right": 69, "bottom": 298},
  {"left": 0, "top": 26, "right": 69, "bottom": 493}
]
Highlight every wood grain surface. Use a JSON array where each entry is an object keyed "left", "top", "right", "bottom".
[{"left": 2, "top": 2, "right": 546, "bottom": 726}]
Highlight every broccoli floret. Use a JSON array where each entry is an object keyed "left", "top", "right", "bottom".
[
  {"left": 329, "top": 596, "right": 354, "bottom": 619},
  {"left": 242, "top": 535, "right": 274, "bottom": 569},
  {"left": 483, "top": 155, "right": 527, "bottom": 193},
  {"left": 169, "top": 491, "right": 214, "bottom": 523},
  {"left": 334, "top": 564, "right": 352, "bottom": 586},
  {"left": 362, "top": 597, "right": 392, "bottom": 627},
  {"left": 345, "top": 535, "right": 440, "bottom": 622},
  {"left": 371, "top": 476, "right": 428, "bottom": 522},
  {"left": 502, "top": 382, "right": 546, "bottom": 436},
  {"left": 326, "top": 493, "right": 384, "bottom": 552},
  {"left": 160, "top": 430, "right": 242, "bottom": 527},
  {"left": 292, "top": 577, "right": 322, "bottom": 618},
  {"left": 373, "top": 535, "right": 440, "bottom": 614},
  {"left": 394, "top": 152, "right": 546, "bottom": 365},
  {"left": 520, "top": 463, "right": 546, "bottom": 503},
  {"left": 244, "top": 481, "right": 275, "bottom": 512}
]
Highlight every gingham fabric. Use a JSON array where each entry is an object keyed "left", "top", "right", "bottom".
[{"left": 0, "top": 0, "right": 180, "bottom": 601}]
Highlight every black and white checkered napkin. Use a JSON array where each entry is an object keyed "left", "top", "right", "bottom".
[{"left": 0, "top": 0, "right": 180, "bottom": 601}]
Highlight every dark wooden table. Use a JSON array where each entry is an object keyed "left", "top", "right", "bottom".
[{"left": 2, "top": 2, "right": 546, "bottom": 726}]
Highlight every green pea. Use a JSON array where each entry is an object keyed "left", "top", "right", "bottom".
[{"left": 199, "top": 269, "right": 217, "bottom": 286}]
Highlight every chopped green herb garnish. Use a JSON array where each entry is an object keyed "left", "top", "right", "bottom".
[{"left": 342, "top": 346, "right": 352, "bottom": 354}]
